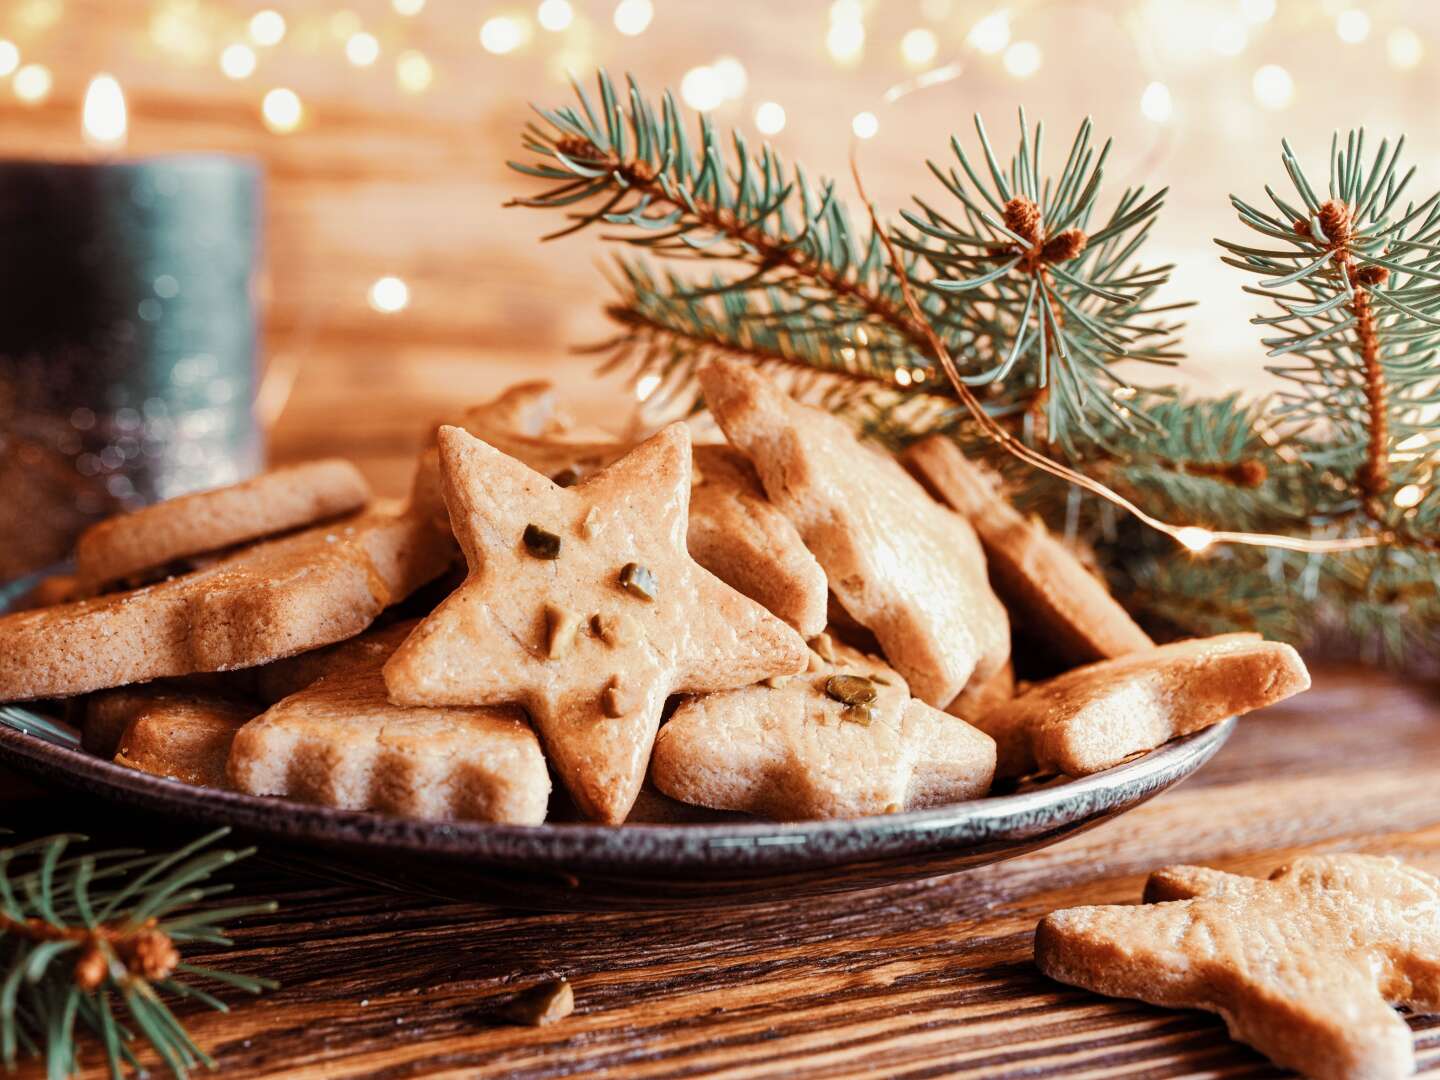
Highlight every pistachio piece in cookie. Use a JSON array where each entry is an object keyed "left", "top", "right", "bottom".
[
  {"left": 651, "top": 638, "right": 995, "bottom": 820},
  {"left": 698, "top": 359, "right": 1009, "bottom": 708},
  {"left": 382, "top": 422, "right": 809, "bottom": 824}
]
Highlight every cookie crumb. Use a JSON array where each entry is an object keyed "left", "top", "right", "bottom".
[{"left": 503, "top": 978, "right": 574, "bottom": 1027}]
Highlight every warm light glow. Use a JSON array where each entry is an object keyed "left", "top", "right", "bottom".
[
  {"left": 712, "top": 56, "right": 747, "bottom": 100},
  {"left": 261, "top": 87, "right": 303, "bottom": 133},
  {"left": 537, "top": 0, "right": 573, "bottom": 31},
  {"left": 830, "top": 0, "right": 863, "bottom": 23},
  {"left": 396, "top": 50, "right": 432, "bottom": 93},
  {"left": 368, "top": 276, "right": 410, "bottom": 314},
  {"left": 1211, "top": 19, "right": 1246, "bottom": 56},
  {"left": 1177, "top": 526, "right": 1215, "bottom": 553},
  {"left": 613, "top": 0, "right": 653, "bottom": 36},
  {"left": 82, "top": 74, "right": 127, "bottom": 150},
  {"left": 1335, "top": 9, "right": 1370, "bottom": 44},
  {"left": 480, "top": 16, "right": 526, "bottom": 54},
  {"left": 635, "top": 373, "right": 661, "bottom": 401},
  {"left": 392, "top": 0, "right": 425, "bottom": 14},
  {"left": 0, "top": 41, "right": 20, "bottom": 78},
  {"left": 1002, "top": 40, "right": 1041, "bottom": 77},
  {"left": 220, "top": 43, "right": 257, "bottom": 79},
  {"left": 330, "top": 10, "right": 362, "bottom": 38},
  {"left": 1394, "top": 484, "right": 1425, "bottom": 509},
  {"left": 901, "top": 27, "right": 938, "bottom": 67},
  {"left": 754, "top": 100, "right": 786, "bottom": 135},
  {"left": 1139, "top": 80, "right": 1172, "bottom": 122},
  {"left": 1252, "top": 64, "right": 1294, "bottom": 109},
  {"left": 966, "top": 11, "right": 1010, "bottom": 55},
  {"left": 1388, "top": 27, "right": 1423, "bottom": 70},
  {"left": 345, "top": 31, "right": 380, "bottom": 67},
  {"left": 851, "top": 110, "right": 879, "bottom": 139},
  {"left": 249, "top": 9, "right": 286, "bottom": 46},
  {"left": 680, "top": 65, "right": 724, "bottom": 111},
  {"left": 13, "top": 63, "right": 51, "bottom": 104},
  {"left": 827, "top": 20, "right": 865, "bottom": 63},
  {"left": 1240, "top": 0, "right": 1275, "bottom": 22}
]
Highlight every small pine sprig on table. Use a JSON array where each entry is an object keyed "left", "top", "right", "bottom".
[
  {"left": 507, "top": 71, "right": 1440, "bottom": 667},
  {"left": 0, "top": 828, "right": 276, "bottom": 1080}
]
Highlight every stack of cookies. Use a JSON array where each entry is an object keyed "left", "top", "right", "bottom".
[{"left": 0, "top": 362, "right": 1311, "bottom": 825}]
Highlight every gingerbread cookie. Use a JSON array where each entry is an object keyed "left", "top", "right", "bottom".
[
  {"left": 1036, "top": 855, "right": 1440, "bottom": 1080},
  {"left": 249, "top": 620, "right": 419, "bottom": 705},
  {"left": 456, "top": 381, "right": 628, "bottom": 483},
  {"left": 905, "top": 436, "right": 1153, "bottom": 666},
  {"left": 979, "top": 632, "right": 1310, "bottom": 778},
  {"left": 687, "top": 444, "right": 828, "bottom": 637},
  {"left": 229, "top": 648, "right": 550, "bottom": 824},
  {"left": 114, "top": 694, "right": 256, "bottom": 788},
  {"left": 698, "top": 360, "right": 1009, "bottom": 707},
  {"left": 652, "top": 638, "right": 995, "bottom": 819},
  {"left": 383, "top": 422, "right": 808, "bottom": 823},
  {"left": 74, "top": 459, "right": 371, "bottom": 590},
  {"left": 81, "top": 684, "right": 233, "bottom": 758},
  {"left": 0, "top": 503, "right": 454, "bottom": 703},
  {"left": 949, "top": 657, "right": 1015, "bottom": 722}
]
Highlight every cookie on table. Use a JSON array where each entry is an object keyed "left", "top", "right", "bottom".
[
  {"left": 1036, "top": 855, "right": 1440, "bottom": 1080},
  {"left": 0, "top": 501, "right": 455, "bottom": 704},
  {"left": 114, "top": 694, "right": 256, "bottom": 788},
  {"left": 652, "top": 637, "right": 995, "bottom": 820},
  {"left": 383, "top": 422, "right": 809, "bottom": 824},
  {"left": 979, "top": 632, "right": 1310, "bottom": 778},
  {"left": 698, "top": 359, "right": 1009, "bottom": 707},
  {"left": 74, "top": 459, "right": 370, "bottom": 590},
  {"left": 687, "top": 444, "right": 828, "bottom": 638},
  {"left": 904, "top": 436, "right": 1152, "bottom": 667},
  {"left": 229, "top": 648, "right": 550, "bottom": 824}
]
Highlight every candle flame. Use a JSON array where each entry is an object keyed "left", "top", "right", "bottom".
[{"left": 82, "top": 74, "right": 127, "bottom": 150}]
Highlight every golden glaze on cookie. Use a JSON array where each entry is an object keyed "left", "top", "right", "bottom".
[
  {"left": 652, "top": 638, "right": 995, "bottom": 820},
  {"left": 687, "top": 444, "right": 828, "bottom": 638},
  {"left": 75, "top": 459, "right": 370, "bottom": 590},
  {"left": 0, "top": 504, "right": 454, "bottom": 703},
  {"left": 229, "top": 650, "right": 549, "bottom": 824},
  {"left": 383, "top": 422, "right": 809, "bottom": 824},
  {"left": 1036, "top": 855, "right": 1440, "bottom": 1080},
  {"left": 698, "top": 360, "right": 1009, "bottom": 707},
  {"left": 905, "top": 436, "right": 1152, "bottom": 667},
  {"left": 979, "top": 632, "right": 1310, "bottom": 777}
]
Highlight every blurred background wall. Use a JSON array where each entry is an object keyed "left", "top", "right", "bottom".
[{"left": 3, "top": 0, "right": 1437, "bottom": 492}]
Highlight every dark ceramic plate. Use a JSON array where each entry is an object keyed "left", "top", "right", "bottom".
[{"left": 0, "top": 565, "right": 1233, "bottom": 910}]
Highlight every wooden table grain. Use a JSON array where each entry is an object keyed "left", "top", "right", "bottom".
[{"left": 6, "top": 666, "right": 1440, "bottom": 1078}]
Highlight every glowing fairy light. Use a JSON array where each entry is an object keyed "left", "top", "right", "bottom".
[
  {"left": 13, "top": 63, "right": 51, "bottom": 104},
  {"left": 480, "top": 16, "right": 526, "bottom": 54},
  {"left": 1177, "top": 526, "right": 1215, "bottom": 553},
  {"left": 1252, "top": 64, "right": 1293, "bottom": 109},
  {"left": 680, "top": 66, "right": 724, "bottom": 112},
  {"left": 0, "top": 41, "right": 19, "bottom": 78},
  {"left": 1002, "top": 41, "right": 1041, "bottom": 77},
  {"left": 901, "top": 27, "right": 938, "bottom": 67},
  {"left": 613, "top": 0, "right": 653, "bottom": 36},
  {"left": 827, "top": 20, "right": 865, "bottom": 63},
  {"left": 851, "top": 111, "right": 879, "bottom": 139},
  {"left": 712, "top": 56, "right": 747, "bottom": 100},
  {"left": 1240, "top": 0, "right": 1275, "bottom": 22},
  {"left": 755, "top": 101, "right": 786, "bottom": 135},
  {"left": 1388, "top": 28, "right": 1423, "bottom": 70},
  {"left": 635, "top": 373, "right": 661, "bottom": 401},
  {"left": 220, "top": 43, "right": 256, "bottom": 79},
  {"left": 1394, "top": 484, "right": 1425, "bottom": 509},
  {"left": 1211, "top": 19, "right": 1246, "bottom": 56},
  {"left": 537, "top": 0, "right": 573, "bottom": 32},
  {"left": 966, "top": 11, "right": 1010, "bottom": 54},
  {"left": 1139, "top": 81, "right": 1172, "bottom": 123},
  {"left": 1335, "top": 9, "right": 1369, "bottom": 44},
  {"left": 249, "top": 10, "right": 285, "bottom": 47},
  {"left": 261, "top": 87, "right": 302, "bottom": 133},
  {"left": 82, "top": 74, "right": 127, "bottom": 150},
  {"left": 368, "top": 276, "right": 410, "bottom": 314},
  {"left": 345, "top": 32, "right": 380, "bottom": 67},
  {"left": 392, "top": 0, "right": 425, "bottom": 14},
  {"left": 396, "top": 50, "right": 432, "bottom": 93}
]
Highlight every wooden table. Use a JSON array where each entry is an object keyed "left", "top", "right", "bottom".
[{"left": 7, "top": 664, "right": 1440, "bottom": 1078}]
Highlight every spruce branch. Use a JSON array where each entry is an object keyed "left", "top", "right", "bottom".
[{"left": 0, "top": 829, "right": 276, "bottom": 1079}]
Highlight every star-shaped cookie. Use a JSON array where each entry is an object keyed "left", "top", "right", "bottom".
[
  {"left": 652, "top": 637, "right": 995, "bottom": 819},
  {"left": 1036, "top": 855, "right": 1440, "bottom": 1080},
  {"left": 383, "top": 422, "right": 809, "bottom": 823}
]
